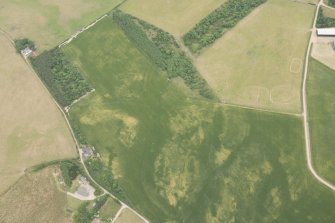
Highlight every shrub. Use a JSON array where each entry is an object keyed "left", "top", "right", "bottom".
[{"left": 316, "top": 8, "right": 335, "bottom": 28}]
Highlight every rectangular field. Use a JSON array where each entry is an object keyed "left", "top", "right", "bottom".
[
  {"left": 63, "top": 16, "right": 335, "bottom": 223},
  {"left": 196, "top": 0, "right": 315, "bottom": 113},
  {"left": 308, "top": 58, "right": 335, "bottom": 185},
  {"left": 120, "top": 0, "right": 227, "bottom": 36},
  {"left": 0, "top": 168, "right": 69, "bottom": 223},
  {"left": 0, "top": 0, "right": 123, "bottom": 51},
  {"left": 0, "top": 33, "right": 76, "bottom": 194}
]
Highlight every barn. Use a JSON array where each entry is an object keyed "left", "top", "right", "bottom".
[{"left": 316, "top": 28, "right": 335, "bottom": 36}]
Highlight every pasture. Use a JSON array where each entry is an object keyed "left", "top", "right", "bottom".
[
  {"left": 0, "top": 168, "right": 69, "bottom": 223},
  {"left": 0, "top": 33, "right": 76, "bottom": 194},
  {"left": 62, "top": 16, "right": 335, "bottom": 222},
  {"left": 0, "top": 0, "right": 123, "bottom": 51},
  {"left": 196, "top": 0, "right": 315, "bottom": 113},
  {"left": 121, "top": 0, "right": 227, "bottom": 36},
  {"left": 308, "top": 58, "right": 335, "bottom": 185}
]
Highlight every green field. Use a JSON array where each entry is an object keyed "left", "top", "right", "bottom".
[
  {"left": 196, "top": 0, "right": 315, "bottom": 113},
  {"left": 308, "top": 58, "right": 335, "bottom": 185},
  {"left": 0, "top": 0, "right": 123, "bottom": 51},
  {"left": 62, "top": 16, "right": 335, "bottom": 222}
]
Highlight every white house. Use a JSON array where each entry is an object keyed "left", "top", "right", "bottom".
[{"left": 20, "top": 47, "right": 32, "bottom": 58}]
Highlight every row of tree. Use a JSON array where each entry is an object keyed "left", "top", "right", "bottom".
[
  {"left": 30, "top": 48, "right": 92, "bottom": 107},
  {"left": 85, "top": 157, "right": 128, "bottom": 203},
  {"left": 112, "top": 10, "right": 216, "bottom": 100},
  {"left": 183, "top": 0, "right": 266, "bottom": 53},
  {"left": 316, "top": 8, "right": 335, "bottom": 28}
]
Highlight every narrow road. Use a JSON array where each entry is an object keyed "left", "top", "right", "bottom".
[{"left": 302, "top": 0, "right": 335, "bottom": 192}]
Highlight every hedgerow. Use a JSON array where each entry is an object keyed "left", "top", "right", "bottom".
[
  {"left": 182, "top": 0, "right": 266, "bottom": 53},
  {"left": 113, "top": 10, "right": 216, "bottom": 100},
  {"left": 316, "top": 8, "right": 335, "bottom": 28},
  {"left": 30, "top": 48, "right": 92, "bottom": 107}
]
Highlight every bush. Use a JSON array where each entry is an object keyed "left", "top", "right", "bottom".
[
  {"left": 14, "top": 38, "right": 36, "bottom": 53},
  {"left": 113, "top": 10, "right": 216, "bottom": 100},
  {"left": 30, "top": 48, "right": 92, "bottom": 107},
  {"left": 182, "top": 0, "right": 266, "bottom": 53},
  {"left": 73, "top": 195, "right": 109, "bottom": 223}
]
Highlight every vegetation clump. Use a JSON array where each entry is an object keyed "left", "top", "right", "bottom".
[
  {"left": 85, "top": 157, "right": 128, "bottom": 203},
  {"left": 14, "top": 38, "right": 36, "bottom": 53},
  {"left": 316, "top": 8, "right": 335, "bottom": 28},
  {"left": 113, "top": 10, "right": 216, "bottom": 99},
  {"left": 73, "top": 195, "right": 109, "bottom": 223},
  {"left": 327, "top": 0, "right": 335, "bottom": 7},
  {"left": 182, "top": 0, "right": 266, "bottom": 53},
  {"left": 31, "top": 48, "right": 92, "bottom": 107},
  {"left": 59, "top": 160, "right": 81, "bottom": 187}
]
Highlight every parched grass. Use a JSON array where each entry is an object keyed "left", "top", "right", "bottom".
[
  {"left": 0, "top": 34, "right": 76, "bottom": 194},
  {"left": 115, "top": 208, "right": 144, "bottom": 223},
  {"left": 120, "top": 0, "right": 227, "bottom": 36},
  {"left": 0, "top": 0, "right": 123, "bottom": 51},
  {"left": 63, "top": 16, "right": 335, "bottom": 222},
  {"left": 196, "top": 0, "right": 315, "bottom": 113},
  {"left": 308, "top": 58, "right": 335, "bottom": 185},
  {"left": 0, "top": 168, "right": 70, "bottom": 223},
  {"left": 322, "top": 6, "right": 335, "bottom": 18}
]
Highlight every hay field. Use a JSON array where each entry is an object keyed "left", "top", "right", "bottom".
[
  {"left": 308, "top": 58, "right": 335, "bottom": 185},
  {"left": 196, "top": 0, "right": 315, "bottom": 113},
  {"left": 0, "top": 168, "right": 69, "bottom": 223},
  {"left": 62, "top": 16, "right": 335, "bottom": 222},
  {"left": 121, "top": 0, "right": 227, "bottom": 36},
  {"left": 0, "top": 33, "right": 76, "bottom": 194},
  {"left": 0, "top": 0, "right": 123, "bottom": 51}
]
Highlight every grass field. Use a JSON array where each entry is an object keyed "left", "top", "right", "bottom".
[
  {"left": 0, "top": 0, "right": 123, "bottom": 51},
  {"left": 0, "top": 168, "right": 69, "bottom": 223},
  {"left": 100, "top": 198, "right": 122, "bottom": 220},
  {"left": 121, "top": 0, "right": 227, "bottom": 36},
  {"left": 115, "top": 208, "right": 144, "bottom": 223},
  {"left": 61, "top": 16, "right": 335, "bottom": 222},
  {"left": 0, "top": 33, "right": 76, "bottom": 194},
  {"left": 321, "top": 6, "right": 335, "bottom": 18},
  {"left": 196, "top": 0, "right": 315, "bottom": 113},
  {"left": 308, "top": 58, "right": 335, "bottom": 185}
]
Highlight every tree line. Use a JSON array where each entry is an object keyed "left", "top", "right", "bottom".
[
  {"left": 30, "top": 48, "right": 92, "bottom": 107},
  {"left": 182, "top": 0, "right": 266, "bottom": 53},
  {"left": 112, "top": 10, "right": 216, "bottom": 100}
]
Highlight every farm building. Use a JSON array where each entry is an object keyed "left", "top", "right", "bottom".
[
  {"left": 20, "top": 47, "right": 32, "bottom": 58},
  {"left": 316, "top": 28, "right": 335, "bottom": 36},
  {"left": 81, "top": 146, "right": 93, "bottom": 158}
]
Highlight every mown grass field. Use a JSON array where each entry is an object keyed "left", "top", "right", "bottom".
[
  {"left": 0, "top": 0, "right": 123, "bottom": 51},
  {"left": 121, "top": 0, "right": 227, "bottom": 36},
  {"left": 308, "top": 58, "right": 335, "bottom": 185},
  {"left": 196, "top": 0, "right": 315, "bottom": 113},
  {"left": 63, "top": 16, "right": 335, "bottom": 222},
  {"left": 0, "top": 33, "right": 76, "bottom": 194},
  {"left": 0, "top": 168, "right": 69, "bottom": 223}
]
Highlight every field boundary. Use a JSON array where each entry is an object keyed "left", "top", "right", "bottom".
[{"left": 58, "top": 14, "right": 108, "bottom": 48}]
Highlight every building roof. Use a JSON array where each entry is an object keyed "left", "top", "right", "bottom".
[
  {"left": 20, "top": 47, "right": 32, "bottom": 57},
  {"left": 316, "top": 28, "right": 335, "bottom": 36}
]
